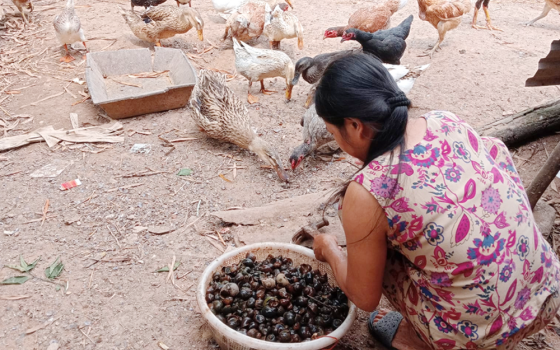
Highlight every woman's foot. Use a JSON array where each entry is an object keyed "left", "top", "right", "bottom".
[{"left": 369, "top": 309, "right": 432, "bottom": 350}]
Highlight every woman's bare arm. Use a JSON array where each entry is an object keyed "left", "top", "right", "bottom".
[{"left": 314, "top": 181, "right": 390, "bottom": 311}]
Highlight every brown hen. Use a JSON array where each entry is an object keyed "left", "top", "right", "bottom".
[
  {"left": 323, "top": 0, "right": 408, "bottom": 39},
  {"left": 417, "top": 0, "right": 472, "bottom": 57}
]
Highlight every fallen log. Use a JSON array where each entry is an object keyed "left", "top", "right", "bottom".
[
  {"left": 478, "top": 99, "right": 560, "bottom": 147},
  {"left": 526, "top": 140, "right": 560, "bottom": 210}
]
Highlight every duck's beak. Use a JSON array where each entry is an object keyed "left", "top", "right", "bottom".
[
  {"left": 285, "top": 84, "right": 293, "bottom": 101},
  {"left": 285, "top": 0, "right": 293, "bottom": 9},
  {"left": 275, "top": 165, "right": 289, "bottom": 182},
  {"left": 304, "top": 93, "right": 314, "bottom": 108},
  {"left": 197, "top": 30, "right": 204, "bottom": 41}
]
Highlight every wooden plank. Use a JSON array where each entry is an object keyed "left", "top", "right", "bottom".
[{"left": 526, "top": 40, "right": 560, "bottom": 87}]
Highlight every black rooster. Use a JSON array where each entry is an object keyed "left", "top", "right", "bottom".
[{"left": 341, "top": 15, "right": 413, "bottom": 65}]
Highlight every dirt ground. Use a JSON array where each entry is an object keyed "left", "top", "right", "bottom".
[{"left": 1, "top": 0, "right": 560, "bottom": 349}]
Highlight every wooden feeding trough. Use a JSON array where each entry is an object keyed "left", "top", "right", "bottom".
[{"left": 85, "top": 47, "right": 197, "bottom": 119}]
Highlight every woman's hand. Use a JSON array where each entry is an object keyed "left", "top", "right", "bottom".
[{"left": 313, "top": 234, "right": 340, "bottom": 262}]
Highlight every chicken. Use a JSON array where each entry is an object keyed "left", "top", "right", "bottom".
[
  {"left": 223, "top": 1, "right": 289, "bottom": 42},
  {"left": 289, "top": 104, "right": 336, "bottom": 170},
  {"left": 292, "top": 49, "right": 358, "bottom": 107},
  {"left": 232, "top": 38, "right": 295, "bottom": 103},
  {"left": 189, "top": 70, "right": 289, "bottom": 182},
  {"left": 262, "top": 3, "right": 304, "bottom": 49},
  {"left": 11, "top": 0, "right": 33, "bottom": 24},
  {"left": 121, "top": 6, "right": 204, "bottom": 46},
  {"left": 131, "top": 0, "right": 166, "bottom": 12},
  {"left": 341, "top": 15, "right": 413, "bottom": 65},
  {"left": 176, "top": 0, "right": 192, "bottom": 7},
  {"left": 471, "top": 0, "right": 501, "bottom": 30},
  {"left": 290, "top": 63, "right": 429, "bottom": 170},
  {"left": 53, "top": 0, "right": 87, "bottom": 63},
  {"left": 323, "top": 0, "right": 408, "bottom": 39},
  {"left": 417, "top": 0, "right": 472, "bottom": 57},
  {"left": 523, "top": 0, "right": 560, "bottom": 26}
]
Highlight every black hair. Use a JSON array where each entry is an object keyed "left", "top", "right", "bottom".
[{"left": 315, "top": 53, "right": 410, "bottom": 203}]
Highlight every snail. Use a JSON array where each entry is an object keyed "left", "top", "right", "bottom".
[{"left": 206, "top": 252, "right": 349, "bottom": 343}]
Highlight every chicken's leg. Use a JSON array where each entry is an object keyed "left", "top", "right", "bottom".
[
  {"left": 523, "top": 4, "right": 552, "bottom": 26},
  {"left": 260, "top": 80, "right": 277, "bottom": 95},
  {"left": 473, "top": 0, "right": 502, "bottom": 31},
  {"left": 471, "top": 0, "right": 483, "bottom": 29},
  {"left": 60, "top": 44, "right": 75, "bottom": 63},
  {"left": 421, "top": 19, "right": 461, "bottom": 58},
  {"left": 483, "top": 6, "right": 502, "bottom": 31}
]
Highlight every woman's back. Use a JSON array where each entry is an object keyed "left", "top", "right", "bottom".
[{"left": 353, "top": 110, "right": 560, "bottom": 347}]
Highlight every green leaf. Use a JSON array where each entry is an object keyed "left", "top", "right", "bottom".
[
  {"left": 0, "top": 276, "right": 30, "bottom": 285},
  {"left": 5, "top": 255, "right": 40, "bottom": 273},
  {"left": 156, "top": 261, "right": 180, "bottom": 273},
  {"left": 177, "top": 168, "right": 193, "bottom": 176},
  {"left": 45, "top": 257, "right": 64, "bottom": 280}
]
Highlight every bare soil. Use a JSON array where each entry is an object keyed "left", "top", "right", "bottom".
[{"left": 1, "top": 0, "right": 560, "bottom": 349}]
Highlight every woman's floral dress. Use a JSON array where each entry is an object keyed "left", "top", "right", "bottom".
[{"left": 353, "top": 111, "right": 560, "bottom": 349}]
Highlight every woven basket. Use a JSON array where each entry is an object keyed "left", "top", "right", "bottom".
[{"left": 196, "top": 243, "right": 358, "bottom": 350}]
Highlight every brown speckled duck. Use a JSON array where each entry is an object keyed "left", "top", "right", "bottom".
[
  {"left": 189, "top": 70, "right": 289, "bottom": 182},
  {"left": 121, "top": 5, "right": 204, "bottom": 46}
]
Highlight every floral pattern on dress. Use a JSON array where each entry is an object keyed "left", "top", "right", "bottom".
[{"left": 353, "top": 111, "right": 560, "bottom": 349}]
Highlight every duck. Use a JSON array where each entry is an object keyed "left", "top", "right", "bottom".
[
  {"left": 189, "top": 69, "right": 289, "bottom": 182},
  {"left": 223, "top": 1, "right": 289, "bottom": 42},
  {"left": 323, "top": 0, "right": 408, "bottom": 39},
  {"left": 176, "top": 0, "right": 192, "bottom": 7},
  {"left": 262, "top": 3, "right": 303, "bottom": 49},
  {"left": 121, "top": 5, "right": 204, "bottom": 46},
  {"left": 11, "top": 0, "right": 33, "bottom": 24},
  {"left": 232, "top": 38, "right": 295, "bottom": 104},
  {"left": 292, "top": 49, "right": 358, "bottom": 107},
  {"left": 213, "top": 0, "right": 292, "bottom": 15},
  {"left": 341, "top": 15, "right": 413, "bottom": 65},
  {"left": 131, "top": 0, "right": 166, "bottom": 12},
  {"left": 53, "top": 0, "right": 87, "bottom": 63},
  {"left": 289, "top": 63, "right": 430, "bottom": 170}
]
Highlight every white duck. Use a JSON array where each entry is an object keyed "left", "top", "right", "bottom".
[
  {"left": 232, "top": 38, "right": 294, "bottom": 103},
  {"left": 53, "top": 0, "right": 87, "bottom": 62},
  {"left": 213, "top": 0, "right": 292, "bottom": 15},
  {"left": 262, "top": 3, "right": 303, "bottom": 49}
]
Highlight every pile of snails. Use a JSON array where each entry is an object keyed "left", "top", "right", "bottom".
[{"left": 206, "top": 252, "right": 349, "bottom": 343}]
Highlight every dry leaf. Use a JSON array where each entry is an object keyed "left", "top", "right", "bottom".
[{"left": 219, "top": 174, "right": 232, "bottom": 183}]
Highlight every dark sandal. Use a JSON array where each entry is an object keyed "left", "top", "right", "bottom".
[{"left": 368, "top": 310, "right": 403, "bottom": 350}]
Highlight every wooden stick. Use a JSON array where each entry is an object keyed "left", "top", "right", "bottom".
[
  {"left": 215, "top": 230, "right": 226, "bottom": 247},
  {"left": 20, "top": 92, "right": 64, "bottom": 109},
  {"left": 41, "top": 199, "right": 49, "bottom": 227},
  {"left": 105, "top": 183, "right": 144, "bottom": 192},
  {"left": 106, "top": 225, "right": 121, "bottom": 248},
  {"left": 526, "top": 140, "right": 560, "bottom": 209}
]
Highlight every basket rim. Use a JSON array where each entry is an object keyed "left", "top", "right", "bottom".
[{"left": 196, "top": 242, "right": 357, "bottom": 350}]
